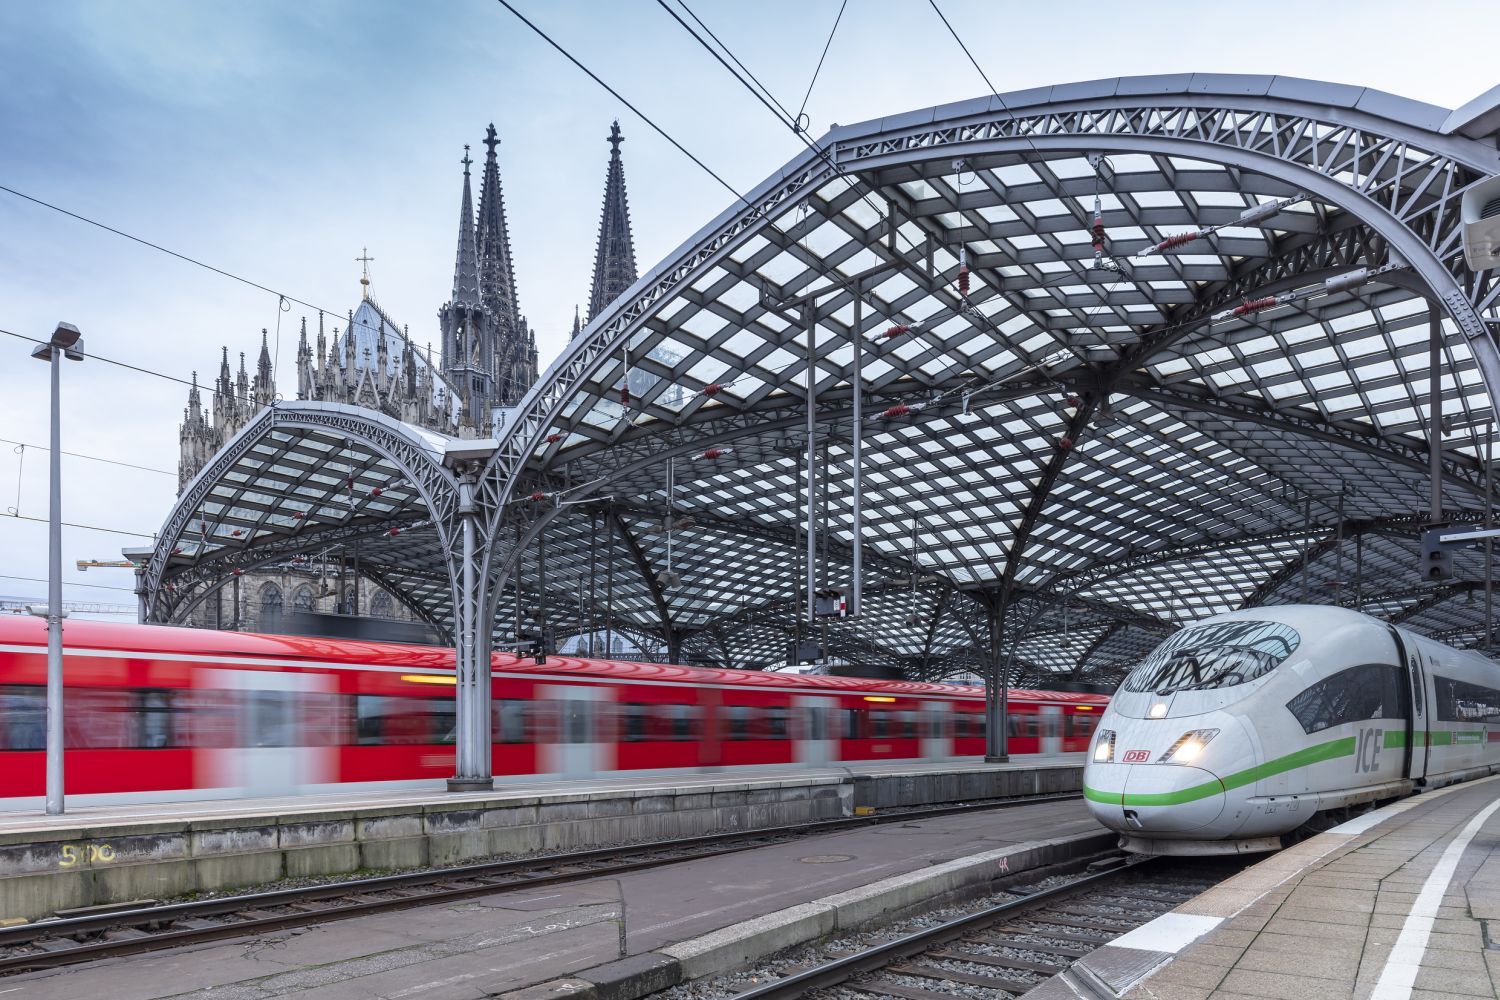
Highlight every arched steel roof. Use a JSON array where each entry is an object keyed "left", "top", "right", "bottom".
[{"left": 143, "top": 75, "right": 1500, "bottom": 684}]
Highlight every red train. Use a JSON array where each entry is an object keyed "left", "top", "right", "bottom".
[{"left": 0, "top": 618, "right": 1108, "bottom": 805}]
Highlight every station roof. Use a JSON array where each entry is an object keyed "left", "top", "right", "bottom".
[{"left": 149, "top": 76, "right": 1500, "bottom": 683}]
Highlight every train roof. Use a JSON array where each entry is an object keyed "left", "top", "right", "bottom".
[{"left": 0, "top": 618, "right": 1109, "bottom": 704}]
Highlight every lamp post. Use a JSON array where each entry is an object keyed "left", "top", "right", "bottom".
[{"left": 29, "top": 322, "right": 84, "bottom": 815}]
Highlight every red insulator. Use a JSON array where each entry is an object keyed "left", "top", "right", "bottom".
[
  {"left": 388, "top": 528, "right": 401, "bottom": 537},
  {"left": 702, "top": 383, "right": 723, "bottom": 396},
  {"left": 232, "top": 568, "right": 242, "bottom": 577},
  {"left": 882, "top": 404, "right": 911, "bottom": 419},
  {"left": 292, "top": 512, "right": 305, "bottom": 520},
  {"left": 231, "top": 529, "right": 243, "bottom": 537},
  {"left": 371, "top": 487, "right": 382, "bottom": 497},
  {"left": 1233, "top": 297, "right": 1279, "bottom": 317},
  {"left": 881, "top": 324, "right": 910, "bottom": 340},
  {"left": 701, "top": 448, "right": 723, "bottom": 460},
  {"left": 1058, "top": 436, "right": 1075, "bottom": 450},
  {"left": 620, "top": 384, "right": 631, "bottom": 406},
  {"left": 172, "top": 547, "right": 182, "bottom": 555},
  {"left": 546, "top": 433, "right": 562, "bottom": 443},
  {"left": 1091, "top": 219, "right": 1106, "bottom": 250},
  {"left": 958, "top": 264, "right": 970, "bottom": 296},
  {"left": 1065, "top": 395, "right": 1081, "bottom": 408},
  {"left": 1157, "top": 232, "right": 1198, "bottom": 251},
  {"left": 530, "top": 491, "right": 548, "bottom": 503}
]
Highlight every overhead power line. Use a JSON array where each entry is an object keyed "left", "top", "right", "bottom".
[
  {"left": 0, "top": 183, "right": 346, "bottom": 318},
  {"left": 0, "top": 573, "right": 136, "bottom": 593},
  {"left": 3, "top": 512, "right": 156, "bottom": 539},
  {"left": 0, "top": 437, "right": 176, "bottom": 477}
]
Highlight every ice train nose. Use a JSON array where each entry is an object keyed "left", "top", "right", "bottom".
[{"left": 1085, "top": 762, "right": 1225, "bottom": 835}]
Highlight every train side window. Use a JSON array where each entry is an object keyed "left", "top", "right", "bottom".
[
  {"left": 1433, "top": 674, "right": 1500, "bottom": 723},
  {"left": 722, "top": 705, "right": 752, "bottom": 741},
  {"left": 766, "top": 706, "right": 790, "bottom": 740},
  {"left": 139, "top": 690, "right": 176, "bottom": 748},
  {"left": 492, "top": 701, "right": 529, "bottom": 743},
  {"left": 356, "top": 695, "right": 454, "bottom": 745},
  {"left": 844, "top": 708, "right": 867, "bottom": 740},
  {"left": 563, "top": 701, "right": 592, "bottom": 744},
  {"left": 1286, "top": 663, "right": 1404, "bottom": 734},
  {"left": 806, "top": 707, "right": 828, "bottom": 741},
  {"left": 0, "top": 685, "right": 45, "bottom": 750},
  {"left": 64, "top": 689, "right": 135, "bottom": 748},
  {"left": 620, "top": 703, "right": 648, "bottom": 742}
]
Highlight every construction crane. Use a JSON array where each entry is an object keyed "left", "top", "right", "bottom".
[{"left": 76, "top": 559, "right": 136, "bottom": 571}]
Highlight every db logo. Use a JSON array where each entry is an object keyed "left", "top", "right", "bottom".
[{"left": 1122, "top": 750, "right": 1151, "bottom": 762}]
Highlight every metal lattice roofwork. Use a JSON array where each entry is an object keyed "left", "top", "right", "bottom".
[{"left": 143, "top": 75, "right": 1500, "bottom": 695}]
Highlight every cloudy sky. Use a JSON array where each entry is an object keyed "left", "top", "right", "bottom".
[{"left": 1, "top": 0, "right": 1498, "bottom": 616}]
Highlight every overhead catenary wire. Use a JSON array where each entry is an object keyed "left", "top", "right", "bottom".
[
  {"left": 3, "top": 512, "right": 156, "bottom": 539},
  {"left": 794, "top": 0, "right": 847, "bottom": 132},
  {"left": 0, "top": 573, "right": 136, "bottom": 593},
  {"left": 0, "top": 437, "right": 176, "bottom": 477}
]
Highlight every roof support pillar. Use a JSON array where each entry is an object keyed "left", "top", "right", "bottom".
[
  {"left": 448, "top": 471, "right": 493, "bottom": 792},
  {"left": 982, "top": 590, "right": 1008, "bottom": 762}
]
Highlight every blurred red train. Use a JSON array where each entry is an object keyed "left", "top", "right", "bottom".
[{"left": 0, "top": 618, "right": 1108, "bottom": 805}]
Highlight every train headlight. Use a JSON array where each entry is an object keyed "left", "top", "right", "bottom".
[
  {"left": 1093, "top": 729, "right": 1116, "bottom": 762},
  {"left": 1149, "top": 702, "right": 1168, "bottom": 719},
  {"left": 1158, "top": 729, "right": 1219, "bottom": 764}
]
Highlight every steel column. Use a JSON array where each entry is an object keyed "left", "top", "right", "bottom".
[
  {"left": 1431, "top": 302, "right": 1444, "bottom": 524},
  {"left": 850, "top": 284, "right": 862, "bottom": 618},
  {"left": 44, "top": 348, "right": 64, "bottom": 815},
  {"left": 804, "top": 306, "right": 817, "bottom": 625},
  {"left": 448, "top": 475, "right": 492, "bottom": 791}
]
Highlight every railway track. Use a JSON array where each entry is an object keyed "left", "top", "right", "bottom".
[
  {"left": 722, "top": 855, "right": 1236, "bottom": 1000},
  {"left": 0, "top": 791, "right": 1079, "bottom": 975}
]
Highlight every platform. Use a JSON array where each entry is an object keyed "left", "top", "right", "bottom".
[
  {"left": 1044, "top": 774, "right": 1500, "bottom": 1000},
  {"left": 0, "top": 756, "right": 1084, "bottom": 923},
  {"left": 0, "top": 793, "right": 1110, "bottom": 1000}
]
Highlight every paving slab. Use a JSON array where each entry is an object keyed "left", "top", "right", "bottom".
[{"left": 1103, "top": 774, "right": 1500, "bottom": 1000}]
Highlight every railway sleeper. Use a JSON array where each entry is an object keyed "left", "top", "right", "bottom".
[
  {"left": 851, "top": 979, "right": 980, "bottom": 1000},
  {"left": 928, "top": 947, "right": 1066, "bottom": 975},
  {"left": 963, "top": 934, "right": 1092, "bottom": 959},
  {"left": 890, "top": 961, "right": 1032, "bottom": 993}
]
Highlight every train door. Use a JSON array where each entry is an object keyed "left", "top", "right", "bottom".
[
  {"left": 797, "top": 696, "right": 838, "bottom": 767},
  {"left": 1039, "top": 704, "right": 1063, "bottom": 755},
  {"left": 201, "top": 668, "right": 337, "bottom": 795},
  {"left": 922, "top": 701, "right": 953, "bottom": 761},
  {"left": 537, "top": 684, "right": 606, "bottom": 777},
  {"left": 1390, "top": 628, "right": 1429, "bottom": 783}
]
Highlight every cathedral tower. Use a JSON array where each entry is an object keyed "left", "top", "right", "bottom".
[
  {"left": 474, "top": 124, "right": 537, "bottom": 407},
  {"left": 438, "top": 146, "right": 498, "bottom": 433},
  {"left": 584, "top": 121, "right": 638, "bottom": 332}
]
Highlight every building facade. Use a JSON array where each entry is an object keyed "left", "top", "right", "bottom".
[{"left": 176, "top": 121, "right": 638, "bottom": 632}]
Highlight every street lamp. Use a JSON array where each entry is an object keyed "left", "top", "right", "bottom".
[{"left": 29, "top": 322, "right": 84, "bottom": 815}]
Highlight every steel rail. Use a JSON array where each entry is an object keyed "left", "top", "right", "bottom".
[{"left": 724, "top": 856, "right": 1168, "bottom": 1000}]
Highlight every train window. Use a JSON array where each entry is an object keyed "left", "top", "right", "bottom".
[
  {"left": 1006, "top": 714, "right": 1039, "bottom": 739},
  {"left": 1123, "top": 620, "right": 1300, "bottom": 695},
  {"left": 563, "top": 701, "right": 592, "bottom": 744},
  {"left": 64, "top": 689, "right": 136, "bottom": 748},
  {"left": 870, "top": 711, "right": 891, "bottom": 738},
  {"left": 356, "top": 695, "right": 455, "bottom": 745},
  {"left": 722, "top": 705, "right": 753, "bottom": 741},
  {"left": 0, "top": 686, "right": 45, "bottom": 750},
  {"left": 1286, "top": 664, "right": 1405, "bottom": 734},
  {"left": 173, "top": 689, "right": 239, "bottom": 748},
  {"left": 844, "top": 708, "right": 867, "bottom": 740},
  {"left": 492, "top": 701, "right": 529, "bottom": 743},
  {"left": 954, "top": 712, "right": 983, "bottom": 739},
  {"left": 806, "top": 707, "right": 829, "bottom": 741},
  {"left": 300, "top": 693, "right": 346, "bottom": 748},
  {"left": 765, "top": 706, "right": 790, "bottom": 740},
  {"left": 1067, "top": 713, "right": 1096, "bottom": 738},
  {"left": 1433, "top": 675, "right": 1500, "bottom": 724},
  {"left": 139, "top": 691, "right": 175, "bottom": 748}
]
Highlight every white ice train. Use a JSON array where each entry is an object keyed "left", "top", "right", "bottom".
[{"left": 1084, "top": 605, "right": 1500, "bottom": 854}]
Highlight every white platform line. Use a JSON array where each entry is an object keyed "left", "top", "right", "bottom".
[{"left": 1368, "top": 791, "right": 1500, "bottom": 1000}]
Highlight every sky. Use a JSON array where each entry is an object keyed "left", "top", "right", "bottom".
[{"left": 1, "top": 0, "right": 1498, "bottom": 617}]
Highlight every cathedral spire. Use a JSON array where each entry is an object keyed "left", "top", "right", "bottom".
[
  {"left": 476, "top": 123, "right": 521, "bottom": 329},
  {"left": 257, "top": 329, "right": 273, "bottom": 385},
  {"left": 586, "top": 120, "right": 638, "bottom": 327},
  {"left": 572, "top": 304, "right": 581, "bottom": 340},
  {"left": 450, "top": 146, "right": 482, "bottom": 306}
]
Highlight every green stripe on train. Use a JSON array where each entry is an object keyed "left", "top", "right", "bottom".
[
  {"left": 1084, "top": 736, "right": 1355, "bottom": 808},
  {"left": 1084, "top": 729, "right": 1496, "bottom": 808}
]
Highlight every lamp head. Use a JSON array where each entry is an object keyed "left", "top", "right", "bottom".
[{"left": 29, "top": 322, "right": 85, "bottom": 362}]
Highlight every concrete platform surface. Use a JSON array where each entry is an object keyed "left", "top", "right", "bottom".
[
  {"left": 0, "top": 795, "right": 1106, "bottom": 1000},
  {"left": 0, "top": 755, "right": 1083, "bottom": 834},
  {"left": 1043, "top": 774, "right": 1500, "bottom": 1000}
]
